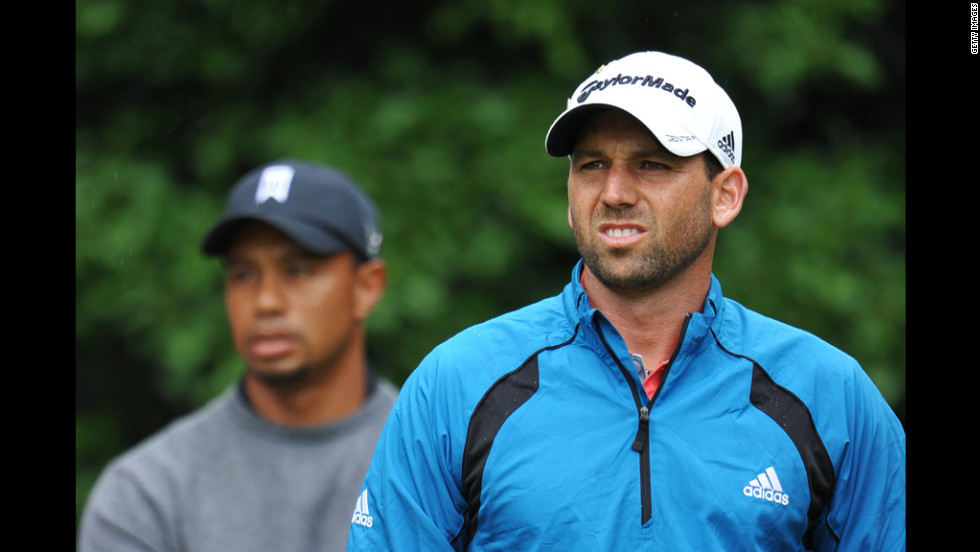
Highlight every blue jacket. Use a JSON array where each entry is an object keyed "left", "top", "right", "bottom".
[{"left": 348, "top": 262, "right": 906, "bottom": 551}]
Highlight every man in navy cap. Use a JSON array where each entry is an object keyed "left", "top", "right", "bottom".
[{"left": 79, "top": 160, "right": 397, "bottom": 552}]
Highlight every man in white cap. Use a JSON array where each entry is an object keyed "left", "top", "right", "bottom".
[
  {"left": 347, "top": 52, "right": 906, "bottom": 551},
  {"left": 79, "top": 160, "right": 397, "bottom": 552}
]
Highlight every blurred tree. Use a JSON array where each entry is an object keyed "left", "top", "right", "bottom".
[{"left": 76, "top": 0, "right": 905, "bottom": 532}]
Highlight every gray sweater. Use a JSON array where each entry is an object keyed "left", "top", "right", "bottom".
[{"left": 79, "top": 378, "right": 397, "bottom": 552}]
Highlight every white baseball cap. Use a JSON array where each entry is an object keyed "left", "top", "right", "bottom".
[{"left": 545, "top": 51, "right": 742, "bottom": 168}]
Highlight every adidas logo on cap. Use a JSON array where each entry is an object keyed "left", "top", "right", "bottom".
[
  {"left": 743, "top": 466, "right": 790, "bottom": 506},
  {"left": 717, "top": 131, "right": 736, "bottom": 165}
]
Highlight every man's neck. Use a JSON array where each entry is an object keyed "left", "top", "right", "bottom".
[
  {"left": 582, "top": 266, "right": 710, "bottom": 365},
  {"left": 244, "top": 341, "right": 368, "bottom": 427}
]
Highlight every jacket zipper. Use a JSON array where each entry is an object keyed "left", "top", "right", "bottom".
[
  {"left": 595, "top": 313, "right": 693, "bottom": 526},
  {"left": 631, "top": 405, "right": 652, "bottom": 524}
]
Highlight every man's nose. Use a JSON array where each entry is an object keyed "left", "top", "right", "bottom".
[
  {"left": 255, "top": 274, "right": 286, "bottom": 315},
  {"left": 600, "top": 164, "right": 639, "bottom": 207}
]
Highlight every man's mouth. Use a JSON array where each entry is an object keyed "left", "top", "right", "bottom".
[
  {"left": 248, "top": 333, "right": 296, "bottom": 359},
  {"left": 603, "top": 227, "right": 641, "bottom": 238},
  {"left": 598, "top": 224, "right": 646, "bottom": 246}
]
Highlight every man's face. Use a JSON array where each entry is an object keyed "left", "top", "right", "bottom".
[
  {"left": 567, "top": 110, "right": 717, "bottom": 295},
  {"left": 223, "top": 221, "right": 363, "bottom": 386}
]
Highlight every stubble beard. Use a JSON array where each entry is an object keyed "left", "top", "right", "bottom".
[
  {"left": 573, "top": 202, "right": 715, "bottom": 296},
  {"left": 247, "top": 328, "right": 356, "bottom": 389},
  {"left": 252, "top": 364, "right": 314, "bottom": 388}
]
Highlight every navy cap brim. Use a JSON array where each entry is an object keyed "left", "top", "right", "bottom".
[{"left": 200, "top": 214, "right": 352, "bottom": 257}]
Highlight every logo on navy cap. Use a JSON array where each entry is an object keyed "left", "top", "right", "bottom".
[{"left": 254, "top": 165, "right": 295, "bottom": 204}]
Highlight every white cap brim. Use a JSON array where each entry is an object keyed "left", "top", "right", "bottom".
[
  {"left": 545, "top": 103, "right": 710, "bottom": 159},
  {"left": 543, "top": 51, "right": 742, "bottom": 168}
]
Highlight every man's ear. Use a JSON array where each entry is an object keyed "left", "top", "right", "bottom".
[
  {"left": 353, "top": 258, "right": 387, "bottom": 321},
  {"left": 712, "top": 166, "right": 748, "bottom": 229}
]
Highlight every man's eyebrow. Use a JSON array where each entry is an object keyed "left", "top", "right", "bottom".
[
  {"left": 570, "top": 145, "right": 672, "bottom": 160},
  {"left": 281, "top": 249, "right": 320, "bottom": 261},
  {"left": 221, "top": 248, "right": 319, "bottom": 267},
  {"left": 221, "top": 255, "right": 251, "bottom": 269},
  {"left": 570, "top": 148, "right": 602, "bottom": 160}
]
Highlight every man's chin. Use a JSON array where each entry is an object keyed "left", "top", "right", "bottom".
[
  {"left": 586, "top": 258, "right": 668, "bottom": 295},
  {"left": 249, "top": 365, "right": 312, "bottom": 388}
]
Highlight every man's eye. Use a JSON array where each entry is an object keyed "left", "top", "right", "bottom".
[
  {"left": 286, "top": 263, "right": 314, "bottom": 277},
  {"left": 641, "top": 160, "right": 666, "bottom": 170},
  {"left": 225, "top": 268, "right": 255, "bottom": 283}
]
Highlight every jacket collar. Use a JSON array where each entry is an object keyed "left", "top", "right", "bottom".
[{"left": 562, "top": 259, "right": 725, "bottom": 358}]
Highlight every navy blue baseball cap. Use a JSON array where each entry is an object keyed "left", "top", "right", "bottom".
[{"left": 201, "top": 159, "right": 383, "bottom": 259}]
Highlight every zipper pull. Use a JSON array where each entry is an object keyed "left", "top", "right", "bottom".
[{"left": 631, "top": 406, "right": 650, "bottom": 452}]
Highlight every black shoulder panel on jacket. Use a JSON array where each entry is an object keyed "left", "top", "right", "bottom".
[
  {"left": 750, "top": 362, "right": 836, "bottom": 550},
  {"left": 458, "top": 355, "right": 538, "bottom": 548},
  {"left": 458, "top": 327, "right": 579, "bottom": 549}
]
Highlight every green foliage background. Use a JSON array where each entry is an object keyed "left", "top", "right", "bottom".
[{"left": 76, "top": 0, "right": 905, "bottom": 532}]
